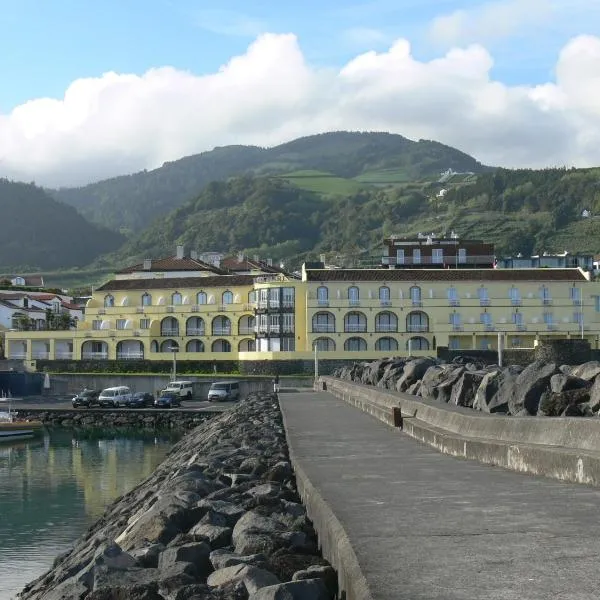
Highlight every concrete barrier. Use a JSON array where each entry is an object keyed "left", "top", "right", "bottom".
[{"left": 321, "top": 376, "right": 600, "bottom": 487}]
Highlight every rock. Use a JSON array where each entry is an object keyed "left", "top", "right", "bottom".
[
  {"left": 265, "top": 462, "right": 293, "bottom": 483},
  {"left": 550, "top": 374, "right": 590, "bottom": 393},
  {"left": 292, "top": 565, "right": 337, "bottom": 598},
  {"left": 246, "top": 483, "right": 283, "bottom": 501},
  {"left": 189, "top": 523, "right": 232, "bottom": 549},
  {"left": 92, "top": 566, "right": 160, "bottom": 592},
  {"left": 538, "top": 388, "right": 591, "bottom": 417},
  {"left": 419, "top": 365, "right": 464, "bottom": 402},
  {"left": 248, "top": 578, "right": 330, "bottom": 600},
  {"left": 158, "top": 542, "right": 211, "bottom": 578},
  {"left": 569, "top": 361, "right": 600, "bottom": 381},
  {"left": 589, "top": 377, "right": 600, "bottom": 411},
  {"left": 210, "top": 549, "right": 268, "bottom": 571},
  {"left": 395, "top": 358, "right": 437, "bottom": 392},
  {"left": 130, "top": 543, "right": 165, "bottom": 568},
  {"left": 267, "top": 552, "right": 328, "bottom": 582},
  {"left": 232, "top": 511, "right": 286, "bottom": 555},
  {"left": 196, "top": 500, "right": 247, "bottom": 527},
  {"left": 449, "top": 370, "right": 486, "bottom": 408},
  {"left": 509, "top": 361, "right": 560, "bottom": 415},
  {"left": 87, "top": 581, "right": 163, "bottom": 600},
  {"left": 208, "top": 564, "right": 280, "bottom": 594}
]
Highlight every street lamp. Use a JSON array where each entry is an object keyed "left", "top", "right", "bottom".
[
  {"left": 169, "top": 346, "right": 179, "bottom": 380},
  {"left": 313, "top": 341, "right": 319, "bottom": 382}
]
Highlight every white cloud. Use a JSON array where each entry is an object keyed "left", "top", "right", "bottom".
[{"left": 1, "top": 32, "right": 600, "bottom": 187}]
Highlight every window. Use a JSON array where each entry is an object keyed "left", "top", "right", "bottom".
[
  {"left": 104, "top": 295, "right": 114, "bottom": 308},
  {"left": 375, "top": 337, "right": 398, "bottom": 351},
  {"left": 512, "top": 312, "right": 524, "bottom": 326},
  {"left": 412, "top": 248, "right": 421, "bottom": 264},
  {"left": 458, "top": 248, "right": 467, "bottom": 264},
  {"left": 282, "top": 287, "right": 295, "bottom": 307},
  {"left": 314, "top": 337, "right": 335, "bottom": 351},
  {"left": 410, "top": 286, "right": 422, "bottom": 305},
  {"left": 317, "top": 286, "right": 329, "bottom": 305},
  {"left": 509, "top": 287, "right": 521, "bottom": 305},
  {"left": 151, "top": 340, "right": 159, "bottom": 353},
  {"left": 432, "top": 248, "right": 444, "bottom": 264},
  {"left": 379, "top": 286, "right": 391, "bottom": 305},
  {"left": 212, "top": 316, "right": 231, "bottom": 335},
  {"left": 540, "top": 286, "right": 551, "bottom": 303},
  {"left": 573, "top": 311, "right": 583, "bottom": 325},
  {"left": 269, "top": 314, "right": 280, "bottom": 332},
  {"left": 375, "top": 311, "right": 397, "bottom": 332},
  {"left": 139, "top": 318, "right": 150, "bottom": 329},
  {"left": 186, "top": 340, "right": 205, "bottom": 352},
  {"left": 186, "top": 316, "right": 205, "bottom": 336},
  {"left": 407, "top": 336, "right": 429, "bottom": 351},
  {"left": 161, "top": 316, "right": 179, "bottom": 336},
  {"left": 344, "top": 312, "right": 367, "bottom": 333},
  {"left": 348, "top": 286, "right": 360, "bottom": 305},
  {"left": 344, "top": 337, "right": 367, "bottom": 351},
  {"left": 141, "top": 293, "right": 152, "bottom": 306},
  {"left": 447, "top": 287, "right": 459, "bottom": 304},
  {"left": 116, "top": 319, "right": 127, "bottom": 330},
  {"left": 269, "top": 288, "right": 280, "bottom": 308},
  {"left": 480, "top": 312, "right": 492, "bottom": 326},
  {"left": 478, "top": 287, "right": 489, "bottom": 304},
  {"left": 313, "top": 312, "right": 335, "bottom": 333},
  {"left": 449, "top": 312, "right": 461, "bottom": 329},
  {"left": 248, "top": 290, "right": 257, "bottom": 304},
  {"left": 281, "top": 337, "right": 295, "bottom": 351},
  {"left": 407, "top": 311, "right": 428, "bottom": 332},
  {"left": 396, "top": 249, "right": 405, "bottom": 265},
  {"left": 543, "top": 312, "right": 553, "bottom": 325},
  {"left": 282, "top": 313, "right": 295, "bottom": 333},
  {"left": 212, "top": 339, "right": 231, "bottom": 352},
  {"left": 595, "top": 296, "right": 600, "bottom": 313},
  {"left": 92, "top": 319, "right": 102, "bottom": 330},
  {"left": 449, "top": 337, "right": 460, "bottom": 350},
  {"left": 570, "top": 287, "right": 581, "bottom": 304},
  {"left": 171, "top": 292, "right": 182, "bottom": 305},
  {"left": 222, "top": 291, "right": 234, "bottom": 305},
  {"left": 197, "top": 292, "right": 207, "bottom": 305}
]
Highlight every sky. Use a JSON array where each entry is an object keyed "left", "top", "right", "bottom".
[{"left": 1, "top": 0, "right": 600, "bottom": 186}]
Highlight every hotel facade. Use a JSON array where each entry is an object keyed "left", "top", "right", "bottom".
[{"left": 5, "top": 245, "right": 600, "bottom": 368}]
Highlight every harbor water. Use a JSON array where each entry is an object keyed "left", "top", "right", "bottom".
[{"left": 0, "top": 428, "right": 178, "bottom": 599}]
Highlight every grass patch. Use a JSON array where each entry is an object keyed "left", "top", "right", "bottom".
[{"left": 275, "top": 170, "right": 365, "bottom": 195}]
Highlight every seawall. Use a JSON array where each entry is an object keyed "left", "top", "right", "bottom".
[{"left": 320, "top": 376, "right": 600, "bottom": 487}]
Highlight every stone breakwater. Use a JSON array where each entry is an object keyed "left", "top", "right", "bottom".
[
  {"left": 335, "top": 356, "right": 600, "bottom": 417},
  {"left": 19, "top": 393, "right": 337, "bottom": 600},
  {"left": 15, "top": 409, "right": 214, "bottom": 431}
]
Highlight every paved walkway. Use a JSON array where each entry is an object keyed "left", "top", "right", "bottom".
[{"left": 279, "top": 391, "right": 600, "bottom": 600}]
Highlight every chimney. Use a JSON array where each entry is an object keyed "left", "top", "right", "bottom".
[
  {"left": 319, "top": 254, "right": 326, "bottom": 264},
  {"left": 143, "top": 259, "right": 152, "bottom": 270},
  {"left": 267, "top": 258, "right": 273, "bottom": 267},
  {"left": 190, "top": 250, "right": 198, "bottom": 260},
  {"left": 237, "top": 252, "right": 244, "bottom": 263},
  {"left": 253, "top": 254, "right": 259, "bottom": 262},
  {"left": 176, "top": 245, "right": 184, "bottom": 259}
]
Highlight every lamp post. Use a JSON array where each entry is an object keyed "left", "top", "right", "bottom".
[
  {"left": 313, "top": 341, "right": 319, "bottom": 382},
  {"left": 581, "top": 293, "right": 584, "bottom": 340},
  {"left": 170, "top": 346, "right": 179, "bottom": 380}
]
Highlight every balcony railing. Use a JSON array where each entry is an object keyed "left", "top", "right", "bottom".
[
  {"left": 349, "top": 299, "right": 361, "bottom": 306},
  {"left": 160, "top": 328, "right": 180, "bottom": 336},
  {"left": 317, "top": 299, "right": 329, "bottom": 307},
  {"left": 213, "top": 327, "right": 232, "bottom": 336},
  {"left": 510, "top": 299, "right": 522, "bottom": 306},
  {"left": 117, "top": 352, "right": 144, "bottom": 360},
  {"left": 313, "top": 324, "right": 335, "bottom": 333},
  {"left": 407, "top": 324, "right": 429, "bottom": 333},
  {"left": 452, "top": 325, "right": 464, "bottom": 332},
  {"left": 239, "top": 327, "right": 255, "bottom": 335},
  {"left": 82, "top": 352, "right": 108, "bottom": 360},
  {"left": 56, "top": 352, "right": 73, "bottom": 359},
  {"left": 282, "top": 301, "right": 295, "bottom": 309},
  {"left": 479, "top": 299, "right": 490, "bottom": 306},
  {"left": 375, "top": 324, "right": 398, "bottom": 332},
  {"left": 379, "top": 299, "right": 392, "bottom": 306},
  {"left": 546, "top": 324, "right": 557, "bottom": 331},
  {"left": 542, "top": 298, "right": 552, "bottom": 305},
  {"left": 8, "top": 353, "right": 26, "bottom": 359},
  {"left": 32, "top": 351, "right": 49, "bottom": 359},
  {"left": 186, "top": 328, "right": 205, "bottom": 336},
  {"left": 449, "top": 299, "right": 460, "bottom": 306},
  {"left": 344, "top": 324, "right": 367, "bottom": 333},
  {"left": 411, "top": 300, "right": 423, "bottom": 307},
  {"left": 382, "top": 255, "right": 495, "bottom": 266}
]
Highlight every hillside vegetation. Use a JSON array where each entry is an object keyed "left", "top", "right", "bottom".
[
  {"left": 113, "top": 167, "right": 600, "bottom": 271},
  {"left": 0, "top": 179, "right": 124, "bottom": 271},
  {"left": 52, "top": 131, "right": 488, "bottom": 233}
]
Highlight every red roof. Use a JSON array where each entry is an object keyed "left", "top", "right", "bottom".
[
  {"left": 117, "top": 256, "right": 226, "bottom": 275},
  {"left": 221, "top": 256, "right": 286, "bottom": 274}
]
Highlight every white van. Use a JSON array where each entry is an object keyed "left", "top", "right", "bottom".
[
  {"left": 98, "top": 386, "right": 131, "bottom": 408},
  {"left": 162, "top": 380, "right": 195, "bottom": 400},
  {"left": 207, "top": 381, "right": 240, "bottom": 402}
]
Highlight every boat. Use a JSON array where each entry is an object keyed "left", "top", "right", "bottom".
[{"left": 0, "top": 405, "right": 44, "bottom": 442}]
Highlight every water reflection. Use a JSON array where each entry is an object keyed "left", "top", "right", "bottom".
[{"left": 0, "top": 429, "right": 177, "bottom": 600}]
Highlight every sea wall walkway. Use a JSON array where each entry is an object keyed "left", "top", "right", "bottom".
[{"left": 279, "top": 390, "right": 600, "bottom": 600}]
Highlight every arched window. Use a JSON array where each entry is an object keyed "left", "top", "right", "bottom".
[
  {"left": 238, "top": 339, "right": 255, "bottom": 352},
  {"left": 212, "top": 316, "right": 231, "bottom": 335},
  {"left": 348, "top": 286, "right": 360, "bottom": 305},
  {"left": 159, "top": 339, "right": 179, "bottom": 352},
  {"left": 375, "top": 311, "right": 397, "bottom": 332},
  {"left": 171, "top": 292, "right": 182, "bottom": 305},
  {"left": 197, "top": 291, "right": 207, "bottom": 305},
  {"left": 238, "top": 315, "right": 255, "bottom": 335},
  {"left": 376, "top": 337, "right": 398, "bottom": 351},
  {"left": 314, "top": 337, "right": 335, "bottom": 351},
  {"left": 409, "top": 286, "right": 421, "bottom": 306},
  {"left": 407, "top": 336, "right": 429, "bottom": 351},
  {"left": 312, "top": 312, "right": 335, "bottom": 333},
  {"left": 104, "top": 294, "right": 114, "bottom": 308},
  {"left": 186, "top": 317, "right": 205, "bottom": 336},
  {"left": 344, "top": 337, "right": 367, "bottom": 351},
  {"left": 186, "top": 340, "right": 205, "bottom": 352},
  {"left": 317, "top": 286, "right": 329, "bottom": 306},
  {"left": 141, "top": 293, "right": 152, "bottom": 306},
  {"left": 248, "top": 290, "right": 257, "bottom": 304},
  {"left": 160, "top": 316, "right": 179, "bottom": 336},
  {"left": 344, "top": 312, "right": 367, "bottom": 333},
  {"left": 212, "top": 339, "right": 232, "bottom": 352},
  {"left": 379, "top": 286, "right": 391, "bottom": 305},
  {"left": 406, "top": 311, "right": 428, "bottom": 333},
  {"left": 222, "top": 291, "right": 234, "bottom": 305},
  {"left": 151, "top": 340, "right": 159, "bottom": 353}
]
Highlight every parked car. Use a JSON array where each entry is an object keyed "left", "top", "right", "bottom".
[
  {"left": 207, "top": 381, "right": 240, "bottom": 402},
  {"left": 72, "top": 389, "right": 101, "bottom": 408},
  {"left": 154, "top": 391, "right": 182, "bottom": 409},
  {"left": 125, "top": 392, "right": 155, "bottom": 408},
  {"left": 161, "top": 380, "right": 197, "bottom": 400},
  {"left": 98, "top": 386, "right": 132, "bottom": 408}
]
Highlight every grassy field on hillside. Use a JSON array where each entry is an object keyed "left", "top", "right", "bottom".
[
  {"left": 354, "top": 168, "right": 414, "bottom": 185},
  {"left": 276, "top": 170, "right": 365, "bottom": 195}
]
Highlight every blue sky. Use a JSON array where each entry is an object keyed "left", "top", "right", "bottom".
[
  {"left": 2, "top": 0, "right": 597, "bottom": 112},
  {"left": 1, "top": 0, "right": 600, "bottom": 185}
]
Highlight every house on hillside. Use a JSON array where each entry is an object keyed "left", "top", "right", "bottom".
[{"left": 4, "top": 275, "right": 45, "bottom": 288}]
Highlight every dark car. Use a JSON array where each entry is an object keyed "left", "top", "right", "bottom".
[
  {"left": 154, "top": 391, "right": 181, "bottom": 409},
  {"left": 72, "top": 389, "right": 101, "bottom": 408},
  {"left": 126, "top": 392, "right": 155, "bottom": 408}
]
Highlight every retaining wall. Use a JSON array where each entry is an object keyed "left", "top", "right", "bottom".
[{"left": 320, "top": 376, "right": 600, "bottom": 487}]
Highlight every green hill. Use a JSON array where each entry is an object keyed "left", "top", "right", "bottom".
[
  {"left": 52, "top": 131, "right": 489, "bottom": 233},
  {"left": 0, "top": 179, "right": 124, "bottom": 271}
]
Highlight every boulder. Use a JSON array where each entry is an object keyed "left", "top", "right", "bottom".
[
  {"left": 196, "top": 500, "right": 246, "bottom": 527},
  {"left": 232, "top": 511, "right": 286, "bottom": 555},
  {"left": 508, "top": 361, "right": 561, "bottom": 415},
  {"left": 188, "top": 523, "right": 232, "bottom": 549},
  {"left": 449, "top": 371, "right": 486, "bottom": 408},
  {"left": 158, "top": 542, "right": 211, "bottom": 578},
  {"left": 538, "top": 388, "right": 591, "bottom": 417},
  {"left": 419, "top": 365, "right": 463, "bottom": 400},
  {"left": 207, "top": 564, "right": 280, "bottom": 594},
  {"left": 550, "top": 374, "right": 590, "bottom": 394},
  {"left": 248, "top": 578, "right": 330, "bottom": 600},
  {"left": 210, "top": 549, "right": 269, "bottom": 571},
  {"left": 292, "top": 565, "right": 338, "bottom": 598},
  {"left": 376, "top": 360, "right": 407, "bottom": 389},
  {"left": 569, "top": 361, "right": 600, "bottom": 381},
  {"left": 395, "top": 358, "right": 437, "bottom": 392}
]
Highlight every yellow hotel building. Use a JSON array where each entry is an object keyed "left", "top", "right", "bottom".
[{"left": 5, "top": 247, "right": 600, "bottom": 369}]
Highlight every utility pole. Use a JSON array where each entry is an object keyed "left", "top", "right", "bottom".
[{"left": 313, "top": 343, "right": 319, "bottom": 382}]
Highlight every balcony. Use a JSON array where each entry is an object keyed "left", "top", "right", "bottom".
[
  {"left": 213, "top": 327, "right": 232, "bottom": 336},
  {"left": 160, "top": 328, "right": 180, "bottom": 336},
  {"left": 483, "top": 324, "right": 495, "bottom": 332},
  {"left": 379, "top": 299, "right": 392, "bottom": 307},
  {"left": 411, "top": 300, "right": 423, "bottom": 307},
  {"left": 56, "top": 352, "right": 73, "bottom": 359},
  {"left": 510, "top": 299, "right": 522, "bottom": 306},
  {"left": 239, "top": 327, "right": 255, "bottom": 335},
  {"left": 313, "top": 324, "right": 335, "bottom": 333},
  {"left": 546, "top": 324, "right": 557, "bottom": 331},
  {"left": 317, "top": 299, "right": 329, "bottom": 307},
  {"left": 8, "top": 353, "right": 26, "bottom": 359},
  {"left": 382, "top": 255, "right": 495, "bottom": 267},
  {"left": 449, "top": 299, "right": 460, "bottom": 307},
  {"left": 82, "top": 352, "right": 108, "bottom": 360},
  {"left": 349, "top": 299, "right": 361, "bottom": 307},
  {"left": 407, "top": 324, "right": 429, "bottom": 333},
  {"left": 269, "top": 325, "right": 281, "bottom": 334},
  {"left": 479, "top": 299, "right": 490, "bottom": 306},
  {"left": 32, "top": 352, "right": 49, "bottom": 359},
  {"left": 375, "top": 324, "right": 398, "bottom": 333},
  {"left": 186, "top": 328, "right": 205, "bottom": 336},
  {"left": 452, "top": 325, "right": 464, "bottom": 332},
  {"left": 542, "top": 298, "right": 552, "bottom": 305},
  {"left": 516, "top": 325, "right": 527, "bottom": 331},
  {"left": 282, "top": 300, "right": 295, "bottom": 309},
  {"left": 136, "top": 307, "right": 144, "bottom": 314},
  {"left": 344, "top": 324, "right": 367, "bottom": 333},
  {"left": 117, "top": 352, "right": 144, "bottom": 360}
]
